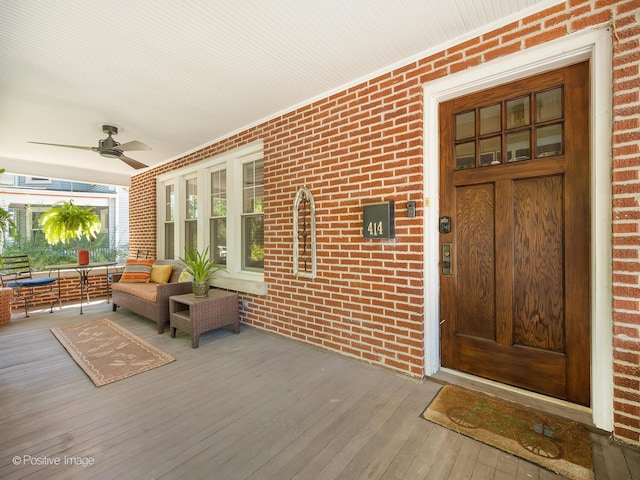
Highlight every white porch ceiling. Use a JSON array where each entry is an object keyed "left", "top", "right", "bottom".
[{"left": 0, "top": 0, "right": 561, "bottom": 186}]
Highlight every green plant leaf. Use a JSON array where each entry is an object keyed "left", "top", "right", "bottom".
[{"left": 178, "top": 246, "right": 225, "bottom": 282}]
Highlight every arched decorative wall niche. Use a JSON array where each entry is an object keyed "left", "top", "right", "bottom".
[{"left": 293, "top": 187, "right": 316, "bottom": 279}]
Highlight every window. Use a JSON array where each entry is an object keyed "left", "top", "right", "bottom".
[
  {"left": 454, "top": 86, "right": 564, "bottom": 170},
  {"left": 157, "top": 141, "right": 266, "bottom": 294},
  {"left": 210, "top": 169, "right": 227, "bottom": 265},
  {"left": 242, "top": 160, "right": 264, "bottom": 271},
  {"left": 164, "top": 183, "right": 175, "bottom": 259},
  {"left": 29, "top": 209, "right": 46, "bottom": 242},
  {"left": 185, "top": 177, "right": 198, "bottom": 252},
  {"left": 96, "top": 207, "right": 109, "bottom": 235}
]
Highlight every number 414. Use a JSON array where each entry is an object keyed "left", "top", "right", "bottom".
[{"left": 367, "top": 221, "right": 384, "bottom": 236}]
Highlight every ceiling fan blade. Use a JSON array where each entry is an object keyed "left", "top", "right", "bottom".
[
  {"left": 28, "top": 141, "right": 96, "bottom": 151},
  {"left": 114, "top": 140, "right": 152, "bottom": 152},
  {"left": 119, "top": 154, "right": 148, "bottom": 170}
]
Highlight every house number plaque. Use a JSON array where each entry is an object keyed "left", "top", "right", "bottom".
[{"left": 363, "top": 201, "right": 395, "bottom": 239}]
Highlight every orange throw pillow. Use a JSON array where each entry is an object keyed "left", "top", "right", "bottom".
[{"left": 119, "top": 258, "right": 155, "bottom": 283}]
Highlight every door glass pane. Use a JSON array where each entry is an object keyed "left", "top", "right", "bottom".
[
  {"left": 455, "top": 111, "right": 475, "bottom": 140},
  {"left": 479, "top": 137, "right": 502, "bottom": 166},
  {"left": 480, "top": 104, "right": 501, "bottom": 135},
  {"left": 536, "top": 124, "right": 563, "bottom": 158},
  {"left": 536, "top": 87, "right": 562, "bottom": 122},
  {"left": 507, "top": 131, "right": 530, "bottom": 162},
  {"left": 507, "top": 96, "right": 530, "bottom": 129},
  {"left": 455, "top": 142, "right": 475, "bottom": 170}
]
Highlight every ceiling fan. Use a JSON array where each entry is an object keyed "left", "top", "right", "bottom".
[{"left": 28, "top": 124, "right": 151, "bottom": 170}]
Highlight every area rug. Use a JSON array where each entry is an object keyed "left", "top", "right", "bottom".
[
  {"left": 421, "top": 385, "right": 593, "bottom": 480},
  {"left": 50, "top": 318, "right": 175, "bottom": 387}
]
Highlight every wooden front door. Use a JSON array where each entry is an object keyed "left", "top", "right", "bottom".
[{"left": 439, "top": 62, "right": 590, "bottom": 406}]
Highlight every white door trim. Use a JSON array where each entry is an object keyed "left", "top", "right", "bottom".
[{"left": 422, "top": 27, "right": 613, "bottom": 431}]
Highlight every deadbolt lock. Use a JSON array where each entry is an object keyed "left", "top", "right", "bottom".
[{"left": 439, "top": 216, "right": 451, "bottom": 234}]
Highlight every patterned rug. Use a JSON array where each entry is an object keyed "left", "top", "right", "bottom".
[
  {"left": 51, "top": 318, "right": 175, "bottom": 387},
  {"left": 422, "top": 385, "right": 593, "bottom": 480}
]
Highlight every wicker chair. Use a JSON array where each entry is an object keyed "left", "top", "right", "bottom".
[{"left": 0, "top": 254, "right": 58, "bottom": 317}]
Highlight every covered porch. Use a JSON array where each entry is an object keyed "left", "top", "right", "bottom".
[{"left": 0, "top": 303, "right": 637, "bottom": 479}]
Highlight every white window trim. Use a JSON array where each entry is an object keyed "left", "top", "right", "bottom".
[{"left": 157, "top": 140, "right": 266, "bottom": 295}]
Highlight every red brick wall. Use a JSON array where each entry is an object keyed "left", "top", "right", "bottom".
[
  {"left": 610, "top": 0, "right": 640, "bottom": 447},
  {"left": 128, "top": 1, "right": 640, "bottom": 445}
]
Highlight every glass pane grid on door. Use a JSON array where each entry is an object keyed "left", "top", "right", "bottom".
[{"left": 454, "top": 86, "right": 564, "bottom": 170}]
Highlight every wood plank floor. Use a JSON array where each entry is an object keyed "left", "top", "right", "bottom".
[{"left": 0, "top": 302, "right": 638, "bottom": 480}]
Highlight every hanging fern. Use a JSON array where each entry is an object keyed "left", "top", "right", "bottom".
[{"left": 39, "top": 201, "right": 102, "bottom": 245}]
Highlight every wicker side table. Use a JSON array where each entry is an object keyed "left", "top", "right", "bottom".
[{"left": 169, "top": 290, "right": 239, "bottom": 348}]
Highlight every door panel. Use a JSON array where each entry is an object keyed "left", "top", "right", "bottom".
[
  {"left": 439, "top": 62, "right": 590, "bottom": 405},
  {"left": 456, "top": 339, "right": 566, "bottom": 399},
  {"left": 456, "top": 183, "right": 495, "bottom": 340},
  {"left": 513, "top": 175, "right": 564, "bottom": 352}
]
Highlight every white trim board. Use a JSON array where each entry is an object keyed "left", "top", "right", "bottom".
[{"left": 422, "top": 27, "right": 613, "bottom": 432}]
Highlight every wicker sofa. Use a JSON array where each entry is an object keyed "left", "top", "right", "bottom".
[{"left": 111, "top": 260, "right": 192, "bottom": 334}]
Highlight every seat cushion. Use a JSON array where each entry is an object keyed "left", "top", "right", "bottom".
[
  {"left": 6, "top": 277, "right": 56, "bottom": 288},
  {"left": 111, "top": 282, "right": 158, "bottom": 302}
]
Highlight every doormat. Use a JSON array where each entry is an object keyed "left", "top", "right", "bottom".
[
  {"left": 421, "top": 385, "right": 593, "bottom": 480},
  {"left": 51, "top": 318, "right": 175, "bottom": 387}
]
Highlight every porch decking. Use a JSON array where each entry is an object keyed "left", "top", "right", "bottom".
[{"left": 0, "top": 303, "right": 638, "bottom": 480}]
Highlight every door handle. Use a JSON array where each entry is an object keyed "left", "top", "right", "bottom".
[{"left": 442, "top": 243, "right": 452, "bottom": 275}]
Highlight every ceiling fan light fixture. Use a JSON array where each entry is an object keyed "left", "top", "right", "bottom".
[
  {"left": 27, "top": 124, "right": 149, "bottom": 169},
  {"left": 99, "top": 149, "right": 122, "bottom": 159},
  {"left": 98, "top": 135, "right": 119, "bottom": 150}
]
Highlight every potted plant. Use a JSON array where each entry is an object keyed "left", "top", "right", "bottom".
[
  {"left": 178, "top": 246, "right": 224, "bottom": 297},
  {"left": 39, "top": 201, "right": 101, "bottom": 265}
]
